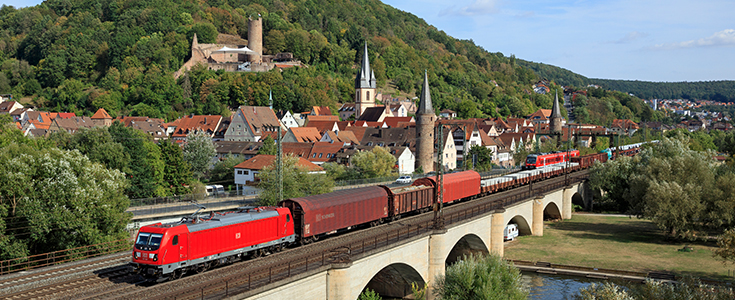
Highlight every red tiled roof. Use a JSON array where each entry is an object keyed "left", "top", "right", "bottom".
[
  {"left": 302, "top": 120, "right": 338, "bottom": 133},
  {"left": 311, "top": 106, "right": 332, "bottom": 116},
  {"left": 383, "top": 117, "right": 414, "bottom": 128},
  {"left": 288, "top": 127, "right": 322, "bottom": 142},
  {"left": 56, "top": 112, "right": 77, "bottom": 119},
  {"left": 172, "top": 115, "right": 222, "bottom": 138},
  {"left": 91, "top": 108, "right": 112, "bottom": 119},
  {"left": 306, "top": 115, "right": 339, "bottom": 122},
  {"left": 233, "top": 154, "right": 323, "bottom": 172}
]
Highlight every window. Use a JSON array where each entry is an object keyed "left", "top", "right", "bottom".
[
  {"left": 244, "top": 170, "right": 249, "bottom": 175},
  {"left": 237, "top": 170, "right": 243, "bottom": 175},
  {"left": 319, "top": 153, "right": 323, "bottom": 158},
  {"left": 172, "top": 235, "right": 178, "bottom": 246},
  {"left": 312, "top": 153, "right": 317, "bottom": 158},
  {"left": 367, "top": 91, "right": 371, "bottom": 101},
  {"left": 287, "top": 214, "right": 291, "bottom": 222}
]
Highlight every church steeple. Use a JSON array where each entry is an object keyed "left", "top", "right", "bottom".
[
  {"left": 355, "top": 42, "right": 376, "bottom": 89},
  {"left": 355, "top": 42, "right": 376, "bottom": 118},
  {"left": 549, "top": 90, "right": 564, "bottom": 133}
]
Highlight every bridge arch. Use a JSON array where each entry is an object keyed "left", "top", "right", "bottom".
[
  {"left": 544, "top": 202, "right": 562, "bottom": 220},
  {"left": 360, "top": 263, "right": 425, "bottom": 299},
  {"left": 508, "top": 215, "right": 532, "bottom": 236},
  {"left": 572, "top": 192, "right": 585, "bottom": 210},
  {"left": 445, "top": 234, "right": 490, "bottom": 265}
]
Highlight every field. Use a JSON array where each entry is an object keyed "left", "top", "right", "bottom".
[{"left": 504, "top": 213, "right": 735, "bottom": 280}]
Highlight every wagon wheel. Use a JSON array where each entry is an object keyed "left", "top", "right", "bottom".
[
  {"left": 172, "top": 269, "right": 184, "bottom": 280},
  {"left": 252, "top": 249, "right": 263, "bottom": 258},
  {"left": 392, "top": 214, "right": 401, "bottom": 222},
  {"left": 311, "top": 235, "right": 319, "bottom": 243},
  {"left": 196, "top": 263, "right": 208, "bottom": 274},
  {"left": 271, "top": 244, "right": 283, "bottom": 253},
  {"left": 370, "top": 220, "right": 379, "bottom": 227}
]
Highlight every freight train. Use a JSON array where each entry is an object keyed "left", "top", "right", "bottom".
[{"left": 130, "top": 149, "right": 621, "bottom": 281}]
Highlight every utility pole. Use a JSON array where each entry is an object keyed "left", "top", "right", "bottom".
[
  {"left": 277, "top": 127, "right": 283, "bottom": 203},
  {"left": 434, "top": 125, "right": 444, "bottom": 229}
]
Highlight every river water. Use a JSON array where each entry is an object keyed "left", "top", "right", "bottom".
[{"left": 522, "top": 271, "right": 603, "bottom": 299}]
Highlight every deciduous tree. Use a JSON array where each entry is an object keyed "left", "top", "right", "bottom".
[
  {"left": 183, "top": 130, "right": 216, "bottom": 179},
  {"left": 257, "top": 154, "right": 333, "bottom": 206}
]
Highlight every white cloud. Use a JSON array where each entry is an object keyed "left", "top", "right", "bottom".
[
  {"left": 613, "top": 31, "right": 649, "bottom": 44},
  {"left": 653, "top": 29, "right": 735, "bottom": 49},
  {"left": 440, "top": 0, "right": 500, "bottom": 16}
]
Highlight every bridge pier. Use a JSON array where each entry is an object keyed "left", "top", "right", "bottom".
[
  {"left": 490, "top": 209, "right": 505, "bottom": 256},
  {"left": 327, "top": 263, "right": 353, "bottom": 300},
  {"left": 532, "top": 197, "right": 544, "bottom": 236},
  {"left": 562, "top": 187, "right": 574, "bottom": 219}
]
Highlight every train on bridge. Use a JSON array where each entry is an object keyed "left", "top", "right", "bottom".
[{"left": 130, "top": 142, "right": 651, "bottom": 281}]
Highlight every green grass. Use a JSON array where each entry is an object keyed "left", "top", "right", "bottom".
[{"left": 505, "top": 214, "right": 735, "bottom": 280}]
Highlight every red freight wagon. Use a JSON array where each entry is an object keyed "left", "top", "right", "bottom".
[
  {"left": 381, "top": 184, "right": 434, "bottom": 217},
  {"left": 130, "top": 207, "right": 295, "bottom": 279},
  {"left": 279, "top": 186, "right": 389, "bottom": 243},
  {"left": 412, "top": 171, "right": 481, "bottom": 204}
]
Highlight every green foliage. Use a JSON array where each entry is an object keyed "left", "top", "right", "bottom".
[
  {"left": 351, "top": 146, "right": 397, "bottom": 178},
  {"left": 108, "top": 121, "right": 165, "bottom": 198},
  {"left": 183, "top": 130, "right": 216, "bottom": 179},
  {"left": 257, "top": 154, "right": 334, "bottom": 206},
  {"left": 590, "top": 137, "right": 735, "bottom": 237},
  {"left": 433, "top": 253, "right": 527, "bottom": 300},
  {"left": 258, "top": 135, "right": 277, "bottom": 155},
  {"left": 209, "top": 154, "right": 245, "bottom": 191},
  {"left": 575, "top": 277, "right": 735, "bottom": 300},
  {"left": 468, "top": 145, "right": 494, "bottom": 171},
  {"left": 358, "top": 288, "right": 382, "bottom": 300},
  {"left": 0, "top": 142, "right": 130, "bottom": 260},
  {"left": 158, "top": 139, "right": 193, "bottom": 195}
]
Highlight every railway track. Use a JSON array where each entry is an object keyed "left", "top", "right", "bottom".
[{"left": 0, "top": 170, "right": 587, "bottom": 300}]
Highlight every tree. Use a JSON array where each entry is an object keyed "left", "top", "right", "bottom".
[
  {"left": 0, "top": 143, "right": 130, "bottom": 260},
  {"left": 351, "top": 146, "right": 397, "bottom": 178},
  {"left": 468, "top": 145, "right": 494, "bottom": 171},
  {"left": 358, "top": 289, "right": 382, "bottom": 300},
  {"left": 56, "top": 127, "right": 131, "bottom": 173},
  {"left": 433, "top": 253, "right": 527, "bottom": 300},
  {"left": 209, "top": 154, "right": 245, "bottom": 191},
  {"left": 158, "top": 139, "right": 193, "bottom": 196},
  {"left": 575, "top": 277, "right": 734, "bottom": 300},
  {"left": 257, "top": 154, "right": 334, "bottom": 206},
  {"left": 183, "top": 130, "right": 216, "bottom": 179},
  {"left": 258, "top": 135, "right": 277, "bottom": 155}
]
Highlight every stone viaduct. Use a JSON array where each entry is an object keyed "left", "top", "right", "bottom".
[{"left": 238, "top": 181, "right": 587, "bottom": 300}]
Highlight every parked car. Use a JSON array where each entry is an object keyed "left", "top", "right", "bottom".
[
  {"left": 504, "top": 224, "right": 519, "bottom": 241},
  {"left": 395, "top": 175, "right": 412, "bottom": 184}
]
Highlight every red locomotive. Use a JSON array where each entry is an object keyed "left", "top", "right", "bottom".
[
  {"left": 523, "top": 150, "right": 580, "bottom": 170},
  {"left": 131, "top": 148, "right": 622, "bottom": 281},
  {"left": 130, "top": 207, "right": 295, "bottom": 279}
]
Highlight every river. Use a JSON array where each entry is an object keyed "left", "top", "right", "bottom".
[{"left": 523, "top": 271, "right": 603, "bottom": 299}]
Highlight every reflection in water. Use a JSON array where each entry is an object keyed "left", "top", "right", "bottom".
[{"left": 523, "top": 271, "right": 603, "bottom": 300}]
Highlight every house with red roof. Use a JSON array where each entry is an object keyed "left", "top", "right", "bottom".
[
  {"left": 283, "top": 127, "right": 322, "bottom": 143},
  {"left": 225, "top": 106, "right": 281, "bottom": 142},
  {"left": 171, "top": 114, "right": 223, "bottom": 141},
  {"left": 90, "top": 108, "right": 113, "bottom": 127},
  {"left": 233, "top": 154, "right": 324, "bottom": 195}
]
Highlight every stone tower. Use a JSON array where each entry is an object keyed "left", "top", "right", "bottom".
[
  {"left": 549, "top": 90, "right": 563, "bottom": 133},
  {"left": 355, "top": 42, "right": 376, "bottom": 119},
  {"left": 416, "top": 70, "right": 436, "bottom": 173},
  {"left": 248, "top": 17, "right": 263, "bottom": 63}
]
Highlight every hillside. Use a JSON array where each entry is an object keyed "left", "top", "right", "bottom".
[{"left": 0, "top": 0, "right": 726, "bottom": 124}]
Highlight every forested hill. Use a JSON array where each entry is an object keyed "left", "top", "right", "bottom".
[
  {"left": 0, "top": 0, "right": 731, "bottom": 122},
  {"left": 518, "top": 60, "right": 735, "bottom": 102}
]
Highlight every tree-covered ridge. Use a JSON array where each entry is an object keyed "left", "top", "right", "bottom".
[
  {"left": 0, "top": 0, "right": 552, "bottom": 121},
  {"left": 588, "top": 79, "right": 735, "bottom": 102}
]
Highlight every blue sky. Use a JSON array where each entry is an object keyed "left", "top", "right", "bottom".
[
  {"left": 382, "top": 0, "right": 735, "bottom": 82},
  {"left": 5, "top": 0, "right": 734, "bottom": 82}
]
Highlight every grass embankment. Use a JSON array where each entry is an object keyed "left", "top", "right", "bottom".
[{"left": 504, "top": 214, "right": 734, "bottom": 280}]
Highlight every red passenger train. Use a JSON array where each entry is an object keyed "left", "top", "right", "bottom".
[
  {"left": 523, "top": 150, "right": 580, "bottom": 170},
  {"left": 131, "top": 150, "right": 612, "bottom": 280}
]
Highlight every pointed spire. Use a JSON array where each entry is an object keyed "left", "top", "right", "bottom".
[
  {"left": 269, "top": 89, "right": 273, "bottom": 110},
  {"left": 355, "top": 42, "right": 376, "bottom": 89},
  {"left": 417, "top": 70, "right": 434, "bottom": 115},
  {"left": 550, "top": 90, "right": 562, "bottom": 119}
]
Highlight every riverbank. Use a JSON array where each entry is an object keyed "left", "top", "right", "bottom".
[{"left": 504, "top": 213, "right": 734, "bottom": 281}]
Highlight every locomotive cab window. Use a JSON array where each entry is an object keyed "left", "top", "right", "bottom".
[
  {"left": 287, "top": 215, "right": 291, "bottom": 222},
  {"left": 172, "top": 235, "right": 178, "bottom": 246},
  {"left": 135, "top": 232, "right": 164, "bottom": 251}
]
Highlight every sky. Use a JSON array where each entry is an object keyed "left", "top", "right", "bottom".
[
  {"left": 4, "top": 0, "right": 734, "bottom": 82},
  {"left": 381, "top": 0, "right": 735, "bottom": 82}
]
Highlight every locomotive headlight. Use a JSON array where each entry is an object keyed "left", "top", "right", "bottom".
[
  {"left": 135, "top": 252, "right": 141, "bottom": 258},
  {"left": 152, "top": 254, "right": 158, "bottom": 261},
  {"left": 149, "top": 253, "right": 155, "bottom": 259}
]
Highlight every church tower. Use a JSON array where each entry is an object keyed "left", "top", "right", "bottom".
[
  {"left": 355, "top": 42, "right": 376, "bottom": 119},
  {"left": 416, "top": 70, "right": 436, "bottom": 173},
  {"left": 549, "top": 90, "right": 564, "bottom": 134}
]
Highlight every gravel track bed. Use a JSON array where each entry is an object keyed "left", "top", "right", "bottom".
[{"left": 0, "top": 252, "right": 130, "bottom": 297}]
